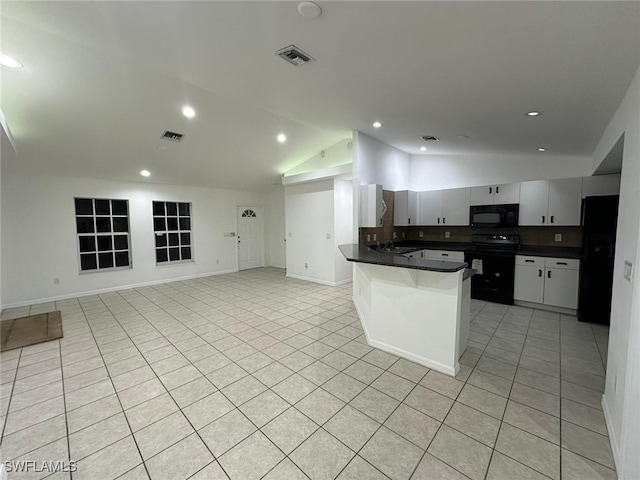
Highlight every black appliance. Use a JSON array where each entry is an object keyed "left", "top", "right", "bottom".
[
  {"left": 470, "top": 204, "right": 519, "bottom": 228},
  {"left": 578, "top": 195, "right": 619, "bottom": 324},
  {"left": 465, "top": 234, "right": 520, "bottom": 305}
]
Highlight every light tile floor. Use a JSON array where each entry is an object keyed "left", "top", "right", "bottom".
[{"left": 0, "top": 267, "right": 615, "bottom": 480}]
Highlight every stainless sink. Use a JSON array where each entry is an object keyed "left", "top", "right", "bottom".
[{"left": 376, "top": 246, "right": 416, "bottom": 254}]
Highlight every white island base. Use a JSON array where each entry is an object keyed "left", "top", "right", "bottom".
[{"left": 352, "top": 262, "right": 470, "bottom": 376}]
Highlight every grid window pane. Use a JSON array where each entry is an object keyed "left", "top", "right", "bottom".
[
  {"left": 113, "top": 217, "right": 129, "bottom": 232},
  {"left": 76, "top": 217, "right": 95, "bottom": 234},
  {"left": 112, "top": 200, "right": 128, "bottom": 215},
  {"left": 75, "top": 198, "right": 130, "bottom": 272},
  {"left": 75, "top": 198, "right": 93, "bottom": 216},
  {"left": 155, "top": 233, "right": 167, "bottom": 248},
  {"left": 179, "top": 218, "right": 190, "bottom": 230},
  {"left": 153, "top": 201, "right": 192, "bottom": 263},
  {"left": 166, "top": 203, "right": 178, "bottom": 216},
  {"left": 153, "top": 201, "right": 165, "bottom": 216},
  {"left": 97, "top": 235, "right": 112, "bottom": 251},
  {"left": 98, "top": 253, "right": 114, "bottom": 268},
  {"left": 156, "top": 249, "right": 168, "bottom": 263},
  {"left": 95, "top": 199, "right": 110, "bottom": 215},
  {"left": 115, "top": 252, "right": 129, "bottom": 267},
  {"left": 114, "top": 235, "right": 128, "bottom": 250},
  {"left": 154, "top": 217, "right": 166, "bottom": 231},
  {"left": 96, "top": 217, "right": 111, "bottom": 232},
  {"left": 80, "top": 254, "right": 97, "bottom": 271},
  {"left": 79, "top": 236, "right": 96, "bottom": 252},
  {"left": 167, "top": 217, "right": 179, "bottom": 231}
]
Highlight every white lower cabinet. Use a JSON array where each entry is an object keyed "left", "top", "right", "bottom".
[
  {"left": 426, "top": 250, "right": 465, "bottom": 262},
  {"left": 514, "top": 256, "right": 580, "bottom": 310}
]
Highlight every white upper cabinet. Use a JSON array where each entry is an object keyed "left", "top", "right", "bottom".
[
  {"left": 360, "top": 184, "right": 383, "bottom": 228},
  {"left": 417, "top": 190, "right": 442, "bottom": 226},
  {"left": 441, "top": 188, "right": 471, "bottom": 226},
  {"left": 470, "top": 183, "right": 520, "bottom": 205},
  {"left": 548, "top": 178, "right": 582, "bottom": 226},
  {"left": 519, "top": 180, "right": 550, "bottom": 225},
  {"left": 394, "top": 190, "right": 418, "bottom": 226},
  {"left": 519, "top": 178, "right": 582, "bottom": 226},
  {"left": 417, "top": 188, "right": 470, "bottom": 226}
]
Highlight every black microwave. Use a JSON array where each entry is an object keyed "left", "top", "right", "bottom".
[{"left": 470, "top": 204, "right": 519, "bottom": 228}]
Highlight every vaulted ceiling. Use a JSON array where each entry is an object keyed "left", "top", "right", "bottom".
[{"left": 2, "top": 1, "right": 639, "bottom": 191}]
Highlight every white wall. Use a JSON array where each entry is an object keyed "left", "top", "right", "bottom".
[
  {"left": 1, "top": 172, "right": 270, "bottom": 307},
  {"left": 355, "top": 131, "right": 410, "bottom": 190},
  {"left": 284, "top": 180, "right": 335, "bottom": 284},
  {"left": 333, "top": 179, "right": 354, "bottom": 283},
  {"left": 594, "top": 65, "right": 640, "bottom": 480},
  {"left": 408, "top": 153, "right": 590, "bottom": 191},
  {"left": 266, "top": 186, "right": 286, "bottom": 269}
]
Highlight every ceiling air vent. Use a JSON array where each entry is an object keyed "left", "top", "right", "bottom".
[
  {"left": 420, "top": 135, "right": 440, "bottom": 142},
  {"left": 275, "top": 45, "right": 315, "bottom": 66},
  {"left": 161, "top": 130, "right": 184, "bottom": 142}
]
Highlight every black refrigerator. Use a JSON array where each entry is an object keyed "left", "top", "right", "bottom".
[{"left": 578, "top": 195, "right": 619, "bottom": 324}]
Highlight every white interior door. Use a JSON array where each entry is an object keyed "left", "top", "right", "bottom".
[{"left": 237, "top": 206, "right": 264, "bottom": 270}]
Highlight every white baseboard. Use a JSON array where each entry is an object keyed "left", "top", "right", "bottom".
[
  {"left": 602, "top": 394, "right": 621, "bottom": 475},
  {"left": 286, "top": 273, "right": 351, "bottom": 287},
  {"left": 1, "top": 269, "right": 239, "bottom": 310}
]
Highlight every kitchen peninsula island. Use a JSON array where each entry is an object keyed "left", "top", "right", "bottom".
[{"left": 339, "top": 244, "right": 474, "bottom": 376}]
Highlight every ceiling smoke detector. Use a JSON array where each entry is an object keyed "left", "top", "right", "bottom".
[
  {"left": 161, "top": 130, "right": 184, "bottom": 142},
  {"left": 275, "top": 45, "right": 315, "bottom": 66},
  {"left": 420, "top": 135, "right": 440, "bottom": 142}
]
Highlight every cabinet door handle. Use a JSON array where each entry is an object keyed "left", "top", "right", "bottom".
[
  {"left": 542, "top": 215, "right": 545, "bottom": 223},
  {"left": 547, "top": 270, "right": 551, "bottom": 278},
  {"left": 489, "top": 187, "right": 492, "bottom": 194},
  {"left": 496, "top": 186, "right": 500, "bottom": 194},
  {"left": 538, "top": 269, "right": 542, "bottom": 277},
  {"left": 443, "top": 217, "right": 446, "bottom": 224},
  {"left": 442, "top": 253, "right": 449, "bottom": 257},
  {"left": 408, "top": 218, "right": 411, "bottom": 224},
  {"left": 437, "top": 217, "right": 440, "bottom": 224},
  {"left": 379, "top": 218, "right": 382, "bottom": 226},
  {"left": 525, "top": 259, "right": 534, "bottom": 263},
  {"left": 557, "top": 262, "right": 568, "bottom": 265},
  {"left": 550, "top": 215, "right": 555, "bottom": 223}
]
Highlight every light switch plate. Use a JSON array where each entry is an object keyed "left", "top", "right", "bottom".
[
  {"left": 373, "top": 234, "right": 377, "bottom": 241},
  {"left": 393, "top": 232, "right": 397, "bottom": 239},
  {"left": 419, "top": 231, "right": 424, "bottom": 238},
  {"left": 367, "top": 234, "right": 371, "bottom": 242},
  {"left": 555, "top": 233, "right": 562, "bottom": 242},
  {"left": 445, "top": 231, "right": 450, "bottom": 238}
]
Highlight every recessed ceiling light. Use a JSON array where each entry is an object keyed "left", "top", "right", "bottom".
[
  {"left": 140, "top": 170, "right": 151, "bottom": 177},
  {"left": 457, "top": 135, "right": 470, "bottom": 139},
  {"left": 527, "top": 111, "right": 541, "bottom": 117},
  {"left": 0, "top": 54, "right": 23, "bottom": 68},
  {"left": 538, "top": 148, "right": 546, "bottom": 152},
  {"left": 372, "top": 121, "right": 383, "bottom": 128},
  {"left": 277, "top": 133, "right": 287, "bottom": 143},
  {"left": 182, "top": 105, "right": 196, "bottom": 119},
  {"left": 420, "top": 146, "right": 427, "bottom": 152}
]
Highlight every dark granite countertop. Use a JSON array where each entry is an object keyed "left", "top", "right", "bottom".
[
  {"left": 384, "top": 240, "right": 472, "bottom": 252},
  {"left": 517, "top": 245, "right": 582, "bottom": 259},
  {"left": 339, "top": 244, "right": 468, "bottom": 273}
]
